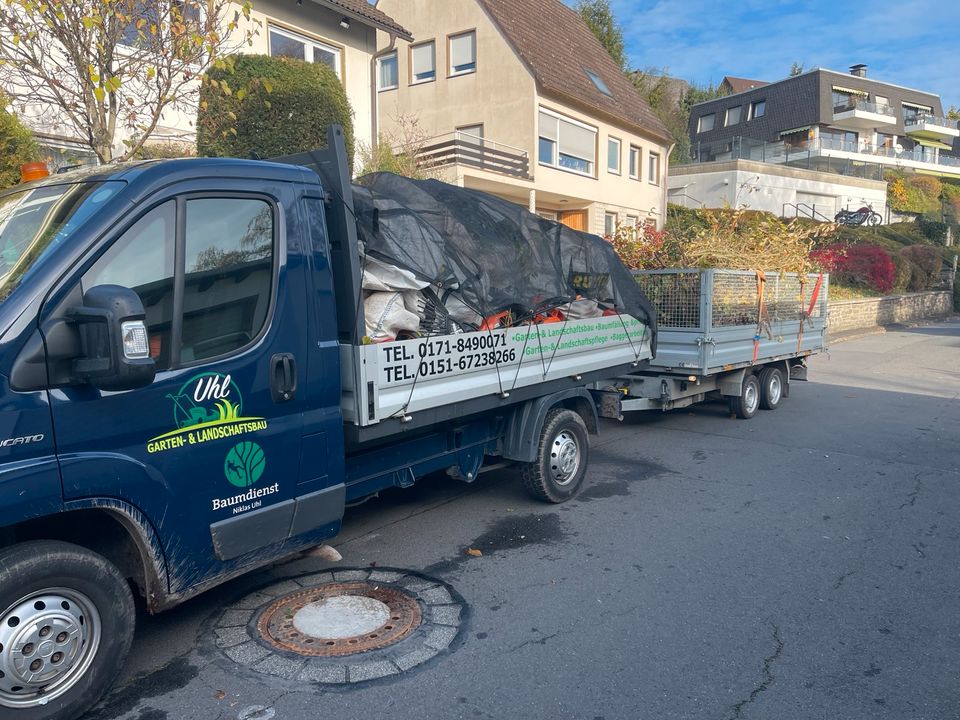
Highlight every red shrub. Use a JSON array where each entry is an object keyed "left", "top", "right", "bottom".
[{"left": 811, "top": 244, "right": 895, "bottom": 294}]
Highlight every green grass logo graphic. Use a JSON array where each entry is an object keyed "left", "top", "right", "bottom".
[{"left": 224, "top": 442, "right": 266, "bottom": 488}]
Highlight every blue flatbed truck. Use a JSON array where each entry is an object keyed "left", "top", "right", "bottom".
[{"left": 0, "top": 127, "right": 651, "bottom": 719}]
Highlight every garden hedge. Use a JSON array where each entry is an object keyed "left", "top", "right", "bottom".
[{"left": 197, "top": 54, "right": 354, "bottom": 168}]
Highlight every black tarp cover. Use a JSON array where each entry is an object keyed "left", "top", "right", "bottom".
[{"left": 352, "top": 173, "right": 657, "bottom": 350}]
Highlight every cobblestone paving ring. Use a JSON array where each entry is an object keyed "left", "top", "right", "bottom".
[{"left": 211, "top": 568, "right": 464, "bottom": 684}]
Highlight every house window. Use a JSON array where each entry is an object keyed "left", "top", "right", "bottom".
[
  {"left": 874, "top": 95, "right": 889, "bottom": 109},
  {"left": 902, "top": 102, "right": 933, "bottom": 122},
  {"left": 410, "top": 41, "right": 436, "bottom": 84},
  {"left": 876, "top": 132, "right": 895, "bottom": 149},
  {"left": 725, "top": 106, "right": 742, "bottom": 126},
  {"left": 648, "top": 151, "right": 660, "bottom": 184},
  {"left": 697, "top": 113, "right": 715, "bottom": 133},
  {"left": 456, "top": 124, "right": 484, "bottom": 145},
  {"left": 749, "top": 100, "right": 766, "bottom": 120},
  {"left": 607, "top": 137, "right": 621, "bottom": 174},
  {"left": 586, "top": 69, "right": 612, "bottom": 97},
  {"left": 377, "top": 51, "right": 398, "bottom": 91},
  {"left": 821, "top": 128, "right": 858, "bottom": 151},
  {"left": 629, "top": 146, "right": 640, "bottom": 179},
  {"left": 625, "top": 214, "right": 638, "bottom": 227},
  {"left": 538, "top": 108, "right": 597, "bottom": 176},
  {"left": 832, "top": 89, "right": 855, "bottom": 110},
  {"left": 604, "top": 211, "right": 617, "bottom": 236},
  {"left": 269, "top": 25, "right": 341, "bottom": 78},
  {"left": 449, "top": 31, "right": 476, "bottom": 76}
]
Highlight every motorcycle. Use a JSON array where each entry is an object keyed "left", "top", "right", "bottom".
[{"left": 835, "top": 205, "right": 882, "bottom": 226}]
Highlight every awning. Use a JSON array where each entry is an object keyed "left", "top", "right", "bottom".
[
  {"left": 914, "top": 138, "right": 954, "bottom": 150},
  {"left": 902, "top": 100, "right": 934, "bottom": 111},
  {"left": 832, "top": 85, "right": 868, "bottom": 96},
  {"left": 779, "top": 126, "right": 811, "bottom": 136}
]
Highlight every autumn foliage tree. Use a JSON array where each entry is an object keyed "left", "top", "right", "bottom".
[{"left": 0, "top": 0, "right": 255, "bottom": 162}]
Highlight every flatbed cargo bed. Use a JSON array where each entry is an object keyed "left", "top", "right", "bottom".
[
  {"left": 634, "top": 269, "right": 828, "bottom": 375},
  {"left": 342, "top": 314, "right": 651, "bottom": 428}
]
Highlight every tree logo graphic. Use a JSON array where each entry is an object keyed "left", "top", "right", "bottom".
[{"left": 224, "top": 442, "right": 266, "bottom": 488}]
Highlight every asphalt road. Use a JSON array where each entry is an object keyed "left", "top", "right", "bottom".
[{"left": 83, "top": 319, "right": 960, "bottom": 720}]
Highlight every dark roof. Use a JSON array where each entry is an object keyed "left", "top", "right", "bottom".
[
  {"left": 316, "top": 0, "right": 412, "bottom": 41},
  {"left": 721, "top": 76, "right": 769, "bottom": 93},
  {"left": 477, "top": 0, "right": 671, "bottom": 143}
]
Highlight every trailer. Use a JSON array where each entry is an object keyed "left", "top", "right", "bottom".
[{"left": 598, "top": 268, "right": 828, "bottom": 419}]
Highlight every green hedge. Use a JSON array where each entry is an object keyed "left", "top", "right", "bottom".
[
  {"left": 197, "top": 54, "right": 354, "bottom": 168},
  {"left": 0, "top": 94, "right": 40, "bottom": 189}
]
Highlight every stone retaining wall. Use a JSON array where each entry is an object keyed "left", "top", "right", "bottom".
[{"left": 828, "top": 290, "right": 952, "bottom": 335}]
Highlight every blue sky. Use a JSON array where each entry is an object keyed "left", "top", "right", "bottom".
[{"left": 573, "top": 0, "right": 960, "bottom": 111}]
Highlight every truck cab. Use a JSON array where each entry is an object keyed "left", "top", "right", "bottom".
[{"left": 0, "top": 157, "right": 348, "bottom": 719}]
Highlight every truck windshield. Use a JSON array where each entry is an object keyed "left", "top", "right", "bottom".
[{"left": 0, "top": 181, "right": 122, "bottom": 303}]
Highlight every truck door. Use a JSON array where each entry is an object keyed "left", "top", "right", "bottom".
[{"left": 46, "top": 185, "right": 344, "bottom": 593}]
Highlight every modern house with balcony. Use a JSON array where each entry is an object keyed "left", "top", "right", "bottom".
[
  {"left": 670, "top": 65, "right": 959, "bottom": 221},
  {"left": 687, "top": 64, "right": 959, "bottom": 179},
  {"left": 374, "top": 0, "right": 673, "bottom": 233}
]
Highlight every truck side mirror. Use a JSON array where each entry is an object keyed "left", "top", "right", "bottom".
[{"left": 68, "top": 285, "right": 156, "bottom": 391}]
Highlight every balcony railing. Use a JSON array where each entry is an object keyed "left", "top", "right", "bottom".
[
  {"left": 833, "top": 100, "right": 896, "bottom": 116},
  {"left": 688, "top": 136, "right": 960, "bottom": 178},
  {"left": 416, "top": 132, "right": 531, "bottom": 179},
  {"left": 904, "top": 114, "right": 959, "bottom": 131}
]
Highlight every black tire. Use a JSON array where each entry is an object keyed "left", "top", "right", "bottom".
[
  {"left": 727, "top": 374, "right": 761, "bottom": 419},
  {"left": 868, "top": 212, "right": 881, "bottom": 226},
  {"left": 521, "top": 408, "right": 590, "bottom": 503},
  {"left": 0, "top": 540, "right": 135, "bottom": 720},
  {"left": 758, "top": 367, "right": 784, "bottom": 410}
]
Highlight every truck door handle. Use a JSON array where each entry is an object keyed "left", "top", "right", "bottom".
[{"left": 270, "top": 353, "right": 297, "bottom": 403}]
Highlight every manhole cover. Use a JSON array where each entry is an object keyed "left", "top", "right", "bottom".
[
  {"left": 210, "top": 568, "right": 464, "bottom": 684},
  {"left": 257, "top": 582, "right": 422, "bottom": 656}
]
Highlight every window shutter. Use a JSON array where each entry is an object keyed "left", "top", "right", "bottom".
[
  {"left": 450, "top": 33, "right": 475, "bottom": 70},
  {"left": 412, "top": 43, "right": 435, "bottom": 78},
  {"left": 560, "top": 120, "right": 596, "bottom": 161},
  {"left": 539, "top": 112, "right": 558, "bottom": 141}
]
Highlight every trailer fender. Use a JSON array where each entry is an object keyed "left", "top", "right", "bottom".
[
  {"left": 501, "top": 388, "right": 598, "bottom": 463},
  {"left": 719, "top": 369, "right": 748, "bottom": 397}
]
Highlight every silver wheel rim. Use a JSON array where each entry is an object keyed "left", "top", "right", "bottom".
[
  {"left": 743, "top": 382, "right": 759, "bottom": 414},
  {"left": 550, "top": 430, "right": 581, "bottom": 486},
  {"left": 767, "top": 373, "right": 782, "bottom": 405},
  {"left": 0, "top": 588, "right": 102, "bottom": 709}
]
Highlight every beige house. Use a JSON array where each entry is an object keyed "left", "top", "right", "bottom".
[
  {"left": 17, "top": 0, "right": 411, "bottom": 165},
  {"left": 375, "top": 0, "right": 673, "bottom": 232}
]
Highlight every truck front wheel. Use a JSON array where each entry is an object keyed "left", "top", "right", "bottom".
[
  {"left": 521, "top": 408, "right": 590, "bottom": 503},
  {"left": 0, "top": 540, "right": 135, "bottom": 720}
]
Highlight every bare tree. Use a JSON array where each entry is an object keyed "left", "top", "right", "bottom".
[{"left": 0, "top": 0, "right": 255, "bottom": 162}]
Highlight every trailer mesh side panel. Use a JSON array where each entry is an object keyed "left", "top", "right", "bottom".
[
  {"left": 636, "top": 270, "right": 826, "bottom": 330},
  {"left": 632, "top": 272, "right": 701, "bottom": 329},
  {"left": 711, "top": 273, "right": 758, "bottom": 327}
]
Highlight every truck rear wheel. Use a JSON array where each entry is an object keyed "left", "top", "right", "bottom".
[
  {"left": 728, "top": 374, "right": 760, "bottom": 419},
  {"left": 521, "top": 408, "right": 589, "bottom": 503},
  {"left": 0, "top": 541, "right": 135, "bottom": 720},
  {"left": 758, "top": 367, "right": 784, "bottom": 410}
]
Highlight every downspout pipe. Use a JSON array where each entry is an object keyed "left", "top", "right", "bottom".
[{"left": 370, "top": 33, "right": 398, "bottom": 154}]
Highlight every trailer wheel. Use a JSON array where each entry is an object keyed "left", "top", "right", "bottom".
[
  {"left": 0, "top": 541, "right": 135, "bottom": 720},
  {"left": 521, "top": 408, "right": 589, "bottom": 503},
  {"left": 758, "top": 367, "right": 784, "bottom": 410},
  {"left": 728, "top": 374, "right": 761, "bottom": 419}
]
